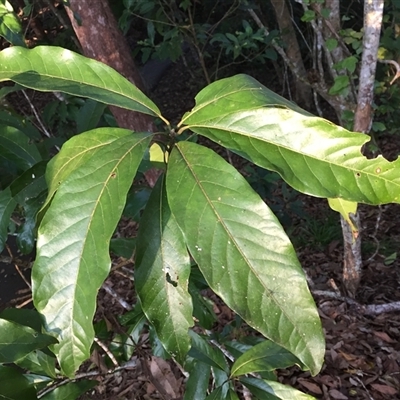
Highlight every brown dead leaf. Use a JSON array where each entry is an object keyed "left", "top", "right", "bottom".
[
  {"left": 297, "top": 379, "right": 322, "bottom": 394},
  {"left": 373, "top": 331, "right": 396, "bottom": 344},
  {"left": 370, "top": 383, "right": 398, "bottom": 395},
  {"left": 144, "top": 356, "right": 181, "bottom": 399},
  {"left": 329, "top": 389, "right": 348, "bottom": 399}
]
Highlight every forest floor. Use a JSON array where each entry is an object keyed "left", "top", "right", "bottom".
[{"left": 1, "top": 29, "right": 400, "bottom": 400}]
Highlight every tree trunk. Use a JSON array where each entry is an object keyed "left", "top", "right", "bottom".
[
  {"left": 64, "top": 0, "right": 161, "bottom": 187},
  {"left": 64, "top": 0, "right": 154, "bottom": 133},
  {"left": 342, "top": 0, "right": 384, "bottom": 297},
  {"left": 269, "top": 0, "right": 312, "bottom": 105}
]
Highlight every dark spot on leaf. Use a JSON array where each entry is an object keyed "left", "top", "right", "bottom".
[
  {"left": 356, "top": 172, "right": 361, "bottom": 178},
  {"left": 166, "top": 273, "right": 178, "bottom": 287},
  {"left": 111, "top": 172, "right": 116, "bottom": 178}
]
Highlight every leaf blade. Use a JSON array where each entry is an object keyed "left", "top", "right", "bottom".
[
  {"left": 167, "top": 142, "right": 324, "bottom": 375},
  {"left": 230, "top": 340, "right": 302, "bottom": 377},
  {"left": 32, "top": 132, "right": 152, "bottom": 376},
  {"left": 182, "top": 74, "right": 400, "bottom": 205},
  {"left": 135, "top": 174, "right": 193, "bottom": 363},
  {"left": 0, "top": 46, "right": 161, "bottom": 118}
]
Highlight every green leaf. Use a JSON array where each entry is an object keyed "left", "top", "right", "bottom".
[
  {"left": 110, "top": 237, "right": 136, "bottom": 258},
  {"left": 226, "top": 389, "right": 240, "bottom": 400},
  {"left": 17, "top": 193, "right": 46, "bottom": 254},
  {"left": 329, "top": 75, "right": 350, "bottom": 95},
  {"left": 301, "top": 10, "right": 315, "bottom": 22},
  {"left": 325, "top": 38, "right": 338, "bottom": 51},
  {"left": 341, "top": 56, "right": 358, "bottom": 73},
  {"left": 40, "top": 128, "right": 136, "bottom": 218},
  {"left": 16, "top": 350, "right": 57, "bottom": 379},
  {"left": 328, "top": 198, "right": 358, "bottom": 236},
  {"left": 32, "top": 132, "right": 152, "bottom": 377},
  {"left": 167, "top": 141, "right": 324, "bottom": 375},
  {"left": 181, "top": 74, "right": 400, "bottom": 206},
  {"left": 240, "top": 377, "right": 316, "bottom": 399},
  {"left": 231, "top": 340, "right": 302, "bottom": 377},
  {"left": 0, "top": 187, "right": 16, "bottom": 252},
  {"left": 0, "top": 308, "right": 44, "bottom": 332},
  {"left": 0, "top": 125, "right": 42, "bottom": 172},
  {"left": 189, "top": 283, "right": 217, "bottom": 329},
  {"left": 188, "top": 331, "right": 229, "bottom": 373},
  {"left": 40, "top": 380, "right": 98, "bottom": 400},
  {"left": 0, "top": 319, "right": 57, "bottom": 363},
  {"left": 183, "top": 360, "right": 211, "bottom": 400},
  {"left": 0, "top": 109, "right": 42, "bottom": 140},
  {"left": 135, "top": 174, "right": 193, "bottom": 363},
  {"left": 75, "top": 99, "right": 107, "bottom": 134},
  {"left": 0, "top": 1, "right": 25, "bottom": 47},
  {"left": 0, "top": 46, "right": 162, "bottom": 119},
  {"left": 0, "top": 365, "right": 37, "bottom": 400},
  {"left": 123, "top": 187, "right": 151, "bottom": 221},
  {"left": 206, "top": 386, "right": 224, "bottom": 400},
  {"left": 9, "top": 161, "right": 47, "bottom": 203}
]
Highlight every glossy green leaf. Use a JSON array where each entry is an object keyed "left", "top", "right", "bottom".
[
  {"left": 32, "top": 132, "right": 151, "bottom": 377},
  {"left": 16, "top": 350, "right": 57, "bottom": 379},
  {"left": 0, "top": 365, "right": 37, "bottom": 400},
  {"left": 0, "top": 187, "right": 16, "bottom": 252},
  {"left": 206, "top": 386, "right": 224, "bottom": 400},
  {"left": 40, "top": 128, "right": 136, "bottom": 217},
  {"left": 0, "top": 109, "right": 42, "bottom": 141},
  {"left": 0, "top": 125, "right": 42, "bottom": 172},
  {"left": 181, "top": 74, "right": 400, "bottom": 205},
  {"left": 230, "top": 340, "right": 302, "bottom": 377},
  {"left": 40, "top": 380, "right": 97, "bottom": 400},
  {"left": 75, "top": 99, "right": 107, "bottom": 134},
  {"left": 226, "top": 389, "right": 240, "bottom": 400},
  {"left": 189, "top": 283, "right": 217, "bottom": 329},
  {"left": 240, "top": 377, "right": 316, "bottom": 399},
  {"left": 0, "top": 46, "right": 162, "bottom": 119},
  {"left": 183, "top": 360, "right": 211, "bottom": 400},
  {"left": 123, "top": 187, "right": 151, "bottom": 221},
  {"left": 136, "top": 175, "right": 193, "bottom": 363},
  {"left": 9, "top": 161, "right": 47, "bottom": 203},
  {"left": 188, "top": 331, "right": 229, "bottom": 373},
  {"left": 0, "top": 1, "right": 25, "bottom": 46},
  {"left": 212, "top": 367, "right": 230, "bottom": 396},
  {"left": 167, "top": 142, "right": 324, "bottom": 375},
  {"left": 16, "top": 193, "right": 46, "bottom": 254},
  {"left": 0, "top": 308, "right": 44, "bottom": 331},
  {"left": 0, "top": 319, "right": 57, "bottom": 363},
  {"left": 110, "top": 237, "right": 136, "bottom": 258}
]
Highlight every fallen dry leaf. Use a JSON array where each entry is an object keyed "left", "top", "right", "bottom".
[
  {"left": 373, "top": 331, "right": 396, "bottom": 344},
  {"left": 145, "top": 356, "right": 181, "bottom": 399},
  {"left": 297, "top": 379, "right": 322, "bottom": 394},
  {"left": 370, "top": 383, "right": 398, "bottom": 395},
  {"left": 329, "top": 388, "right": 348, "bottom": 399}
]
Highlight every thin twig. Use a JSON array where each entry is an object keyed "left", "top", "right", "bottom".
[
  {"left": 21, "top": 90, "right": 52, "bottom": 139},
  {"left": 16, "top": 297, "right": 33, "bottom": 308},
  {"left": 94, "top": 337, "right": 119, "bottom": 368},
  {"left": 102, "top": 282, "right": 132, "bottom": 311},
  {"left": 378, "top": 58, "right": 400, "bottom": 84},
  {"left": 37, "top": 359, "right": 138, "bottom": 398},
  {"left": 353, "top": 376, "right": 375, "bottom": 400},
  {"left": 366, "top": 205, "right": 384, "bottom": 262},
  {"left": 6, "top": 244, "right": 31, "bottom": 289}
]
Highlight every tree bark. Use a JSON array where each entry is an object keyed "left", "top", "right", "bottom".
[
  {"left": 64, "top": 0, "right": 154, "bottom": 133},
  {"left": 269, "top": 0, "right": 312, "bottom": 105},
  {"left": 342, "top": 0, "right": 384, "bottom": 297}
]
